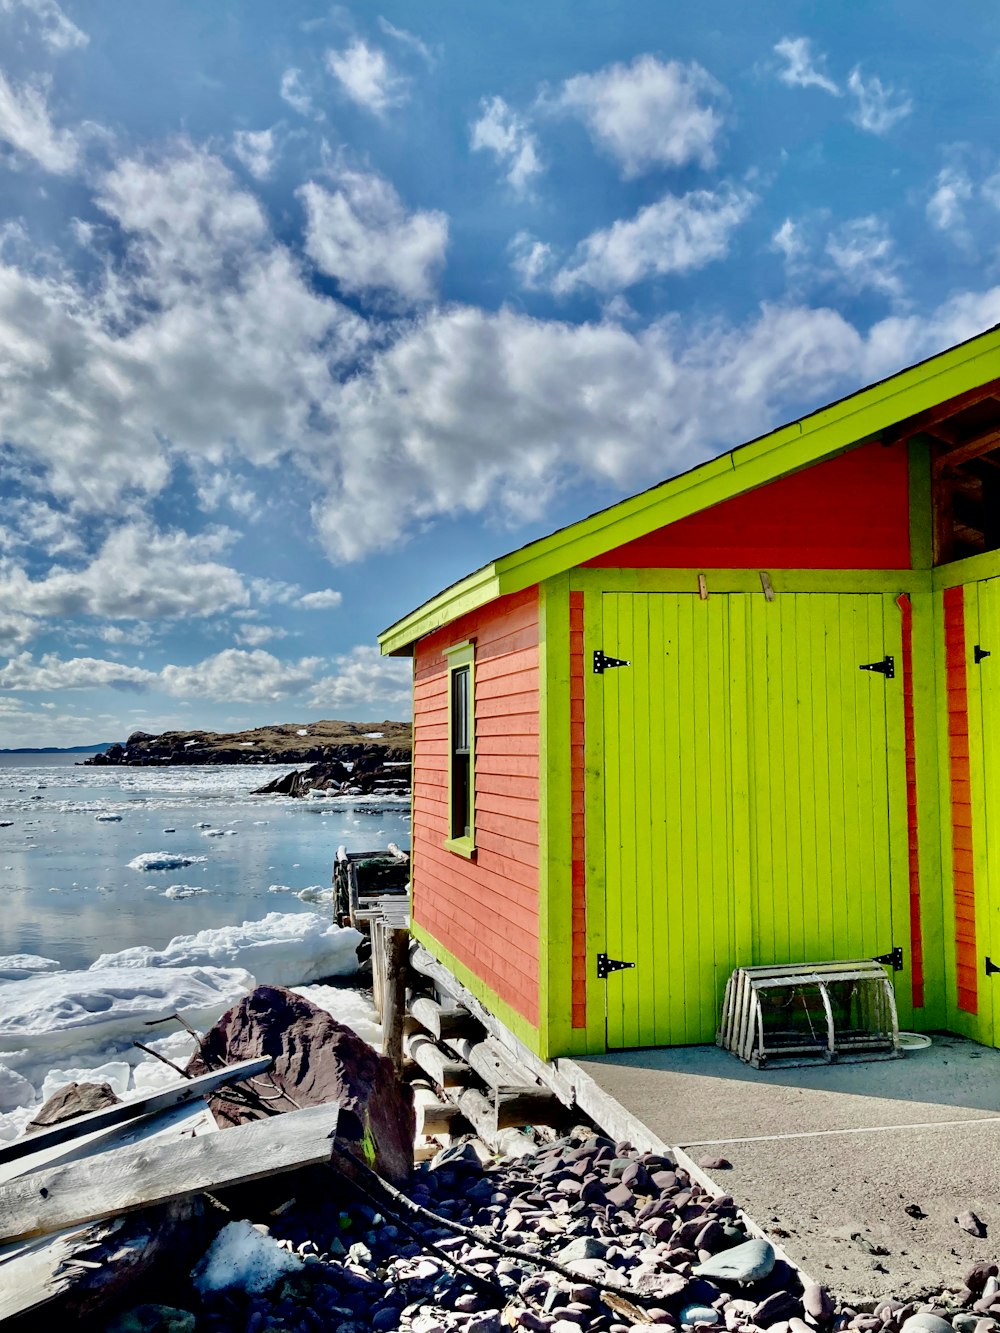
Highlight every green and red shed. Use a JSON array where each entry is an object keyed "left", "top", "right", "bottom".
[{"left": 379, "top": 324, "right": 1000, "bottom": 1060}]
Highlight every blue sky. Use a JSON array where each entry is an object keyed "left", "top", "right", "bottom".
[{"left": 2, "top": 0, "right": 1000, "bottom": 746}]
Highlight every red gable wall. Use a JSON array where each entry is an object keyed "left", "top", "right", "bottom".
[
  {"left": 411, "top": 587, "right": 540, "bottom": 1026},
  {"left": 585, "top": 440, "right": 911, "bottom": 570}
]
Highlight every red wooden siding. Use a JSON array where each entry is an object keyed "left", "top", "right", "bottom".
[
  {"left": 896, "top": 594, "right": 924, "bottom": 1009},
  {"left": 944, "top": 585, "right": 977, "bottom": 1014},
  {"left": 569, "top": 591, "right": 587, "bottom": 1027},
  {"left": 585, "top": 440, "right": 911, "bottom": 570},
  {"left": 412, "top": 587, "right": 540, "bottom": 1025}
]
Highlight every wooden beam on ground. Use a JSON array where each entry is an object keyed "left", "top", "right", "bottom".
[
  {"left": 409, "top": 996, "right": 480, "bottom": 1043},
  {"left": 442, "top": 1034, "right": 550, "bottom": 1097},
  {"left": 0, "top": 1103, "right": 340, "bottom": 1245},
  {"left": 403, "top": 1032, "right": 473, "bottom": 1088},
  {"left": 409, "top": 943, "right": 575, "bottom": 1106},
  {"left": 0, "top": 1058, "right": 272, "bottom": 1168},
  {"left": 410, "top": 1082, "right": 467, "bottom": 1137}
]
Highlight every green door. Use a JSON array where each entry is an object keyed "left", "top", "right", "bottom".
[
  {"left": 965, "top": 577, "right": 1000, "bottom": 1045},
  {"left": 599, "top": 591, "right": 907, "bottom": 1050}
]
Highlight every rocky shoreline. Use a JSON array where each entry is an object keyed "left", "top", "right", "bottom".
[{"left": 84, "top": 721, "right": 411, "bottom": 768}]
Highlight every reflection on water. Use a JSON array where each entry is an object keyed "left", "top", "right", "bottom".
[{"left": 0, "top": 754, "right": 410, "bottom": 970}]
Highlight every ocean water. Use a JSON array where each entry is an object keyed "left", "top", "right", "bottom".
[{"left": 0, "top": 753, "right": 411, "bottom": 971}]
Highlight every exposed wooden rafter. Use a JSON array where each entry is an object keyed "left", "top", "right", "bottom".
[
  {"left": 932, "top": 425, "right": 1000, "bottom": 474},
  {"left": 883, "top": 380, "right": 1000, "bottom": 445}
]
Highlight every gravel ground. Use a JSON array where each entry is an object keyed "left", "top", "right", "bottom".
[{"left": 103, "top": 1125, "right": 1000, "bottom": 1333}]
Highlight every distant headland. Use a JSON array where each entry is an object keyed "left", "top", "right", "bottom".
[{"left": 84, "top": 720, "right": 412, "bottom": 767}]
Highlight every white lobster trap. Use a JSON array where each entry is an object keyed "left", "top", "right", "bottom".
[{"left": 717, "top": 960, "right": 902, "bottom": 1068}]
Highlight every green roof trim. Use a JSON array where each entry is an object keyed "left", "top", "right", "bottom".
[{"left": 378, "top": 324, "right": 1000, "bottom": 656}]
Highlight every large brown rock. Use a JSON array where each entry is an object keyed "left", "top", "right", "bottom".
[
  {"left": 27, "top": 1079, "right": 120, "bottom": 1131},
  {"left": 187, "top": 984, "right": 414, "bottom": 1183}
]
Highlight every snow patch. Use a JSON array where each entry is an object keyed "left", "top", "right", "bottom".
[
  {"left": 293, "top": 983, "right": 382, "bottom": 1050},
  {"left": 0, "top": 1064, "right": 35, "bottom": 1112},
  {"left": 128, "top": 852, "right": 209, "bottom": 872},
  {"left": 0, "top": 954, "right": 61, "bottom": 981},
  {"left": 363, "top": 731, "right": 383, "bottom": 739},
  {"left": 91, "top": 911, "right": 362, "bottom": 985},
  {"left": 41, "top": 1059, "right": 131, "bottom": 1104},
  {"left": 296, "top": 729, "right": 308, "bottom": 737},
  {"left": 193, "top": 1219, "right": 304, "bottom": 1294}
]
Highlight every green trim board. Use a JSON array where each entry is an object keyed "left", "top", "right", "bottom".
[
  {"left": 443, "top": 640, "right": 476, "bottom": 858},
  {"left": 537, "top": 575, "right": 576, "bottom": 1059},
  {"left": 409, "top": 921, "right": 542, "bottom": 1054},
  {"left": 908, "top": 438, "right": 934, "bottom": 571},
  {"left": 570, "top": 569, "right": 932, "bottom": 595},
  {"left": 933, "top": 550, "right": 1000, "bottom": 591},
  {"left": 909, "top": 588, "right": 946, "bottom": 1028},
  {"left": 379, "top": 325, "right": 1000, "bottom": 655}
]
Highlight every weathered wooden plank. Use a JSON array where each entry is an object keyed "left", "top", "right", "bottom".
[
  {"left": 410, "top": 1083, "right": 466, "bottom": 1137},
  {"left": 442, "top": 1035, "right": 547, "bottom": 1097},
  {"left": 403, "top": 1032, "right": 473, "bottom": 1088},
  {"left": 0, "top": 1103, "right": 340, "bottom": 1245},
  {"left": 409, "top": 996, "right": 480, "bottom": 1043},
  {"left": 0, "top": 1058, "right": 271, "bottom": 1168},
  {"left": 382, "top": 927, "right": 410, "bottom": 1073}
]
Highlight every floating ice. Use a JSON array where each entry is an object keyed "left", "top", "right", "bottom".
[
  {"left": 194, "top": 822, "right": 212, "bottom": 829},
  {"left": 0, "top": 954, "right": 61, "bottom": 981},
  {"left": 95, "top": 813, "right": 122, "bottom": 823},
  {"left": 41, "top": 1059, "right": 131, "bottom": 1104},
  {"left": 0, "top": 965, "right": 253, "bottom": 1077},
  {"left": 0, "top": 821, "right": 12, "bottom": 827},
  {"left": 0, "top": 1064, "right": 35, "bottom": 1112},
  {"left": 296, "top": 886, "right": 333, "bottom": 906},
  {"left": 201, "top": 828, "right": 237, "bottom": 838},
  {"left": 128, "top": 852, "right": 209, "bottom": 872},
  {"left": 164, "top": 884, "right": 209, "bottom": 900},
  {"left": 193, "top": 1219, "right": 303, "bottom": 1294},
  {"left": 91, "top": 911, "right": 362, "bottom": 985}
]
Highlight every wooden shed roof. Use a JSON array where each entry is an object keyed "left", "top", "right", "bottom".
[{"left": 379, "top": 323, "right": 1000, "bottom": 655}]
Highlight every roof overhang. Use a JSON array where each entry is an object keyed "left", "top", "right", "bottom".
[{"left": 379, "top": 323, "right": 1000, "bottom": 656}]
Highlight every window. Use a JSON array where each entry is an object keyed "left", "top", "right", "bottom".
[{"left": 445, "top": 641, "right": 475, "bottom": 856}]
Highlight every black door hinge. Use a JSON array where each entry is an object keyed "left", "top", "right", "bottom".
[
  {"left": 873, "top": 946, "right": 904, "bottom": 972},
  {"left": 596, "top": 953, "right": 635, "bottom": 979},
  {"left": 593, "top": 650, "right": 631, "bottom": 674},
  {"left": 860, "top": 656, "right": 895, "bottom": 679},
  {"left": 986, "top": 957, "right": 1000, "bottom": 977},
  {"left": 975, "top": 645, "right": 991, "bottom": 665}
]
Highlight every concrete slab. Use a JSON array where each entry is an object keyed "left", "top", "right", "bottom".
[{"left": 567, "top": 1036, "right": 1000, "bottom": 1304}]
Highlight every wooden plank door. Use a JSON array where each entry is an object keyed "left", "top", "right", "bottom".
[
  {"left": 598, "top": 591, "right": 906, "bottom": 1051},
  {"left": 742, "top": 593, "right": 906, "bottom": 972},
  {"left": 600, "top": 592, "right": 739, "bottom": 1049},
  {"left": 965, "top": 578, "right": 1000, "bottom": 1044}
]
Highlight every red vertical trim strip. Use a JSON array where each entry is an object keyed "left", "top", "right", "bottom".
[
  {"left": 896, "top": 593, "right": 924, "bottom": 1009},
  {"left": 944, "top": 584, "right": 978, "bottom": 1014},
  {"left": 569, "top": 591, "right": 587, "bottom": 1028}
]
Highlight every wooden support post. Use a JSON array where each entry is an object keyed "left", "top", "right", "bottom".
[{"left": 383, "top": 927, "right": 410, "bottom": 1074}]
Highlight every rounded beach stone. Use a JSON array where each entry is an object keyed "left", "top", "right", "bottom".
[
  {"left": 693, "top": 1238, "right": 776, "bottom": 1283},
  {"left": 556, "top": 1237, "right": 608, "bottom": 1264},
  {"left": 803, "top": 1285, "right": 836, "bottom": 1321},
  {"left": 697, "top": 1156, "right": 733, "bottom": 1171},
  {"left": 954, "top": 1317, "right": 980, "bottom": 1333},
  {"left": 681, "top": 1305, "right": 721, "bottom": 1326},
  {"left": 106, "top": 1307, "right": 196, "bottom": 1333},
  {"left": 900, "top": 1317, "right": 955, "bottom": 1333}
]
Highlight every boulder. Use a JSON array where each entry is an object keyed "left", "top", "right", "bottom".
[
  {"left": 693, "top": 1239, "right": 776, "bottom": 1283},
  {"left": 187, "top": 984, "right": 414, "bottom": 1182},
  {"left": 27, "top": 1079, "right": 120, "bottom": 1130}
]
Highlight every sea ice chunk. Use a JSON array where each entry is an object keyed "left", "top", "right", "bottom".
[
  {"left": 41, "top": 1059, "right": 131, "bottom": 1103},
  {"left": 129, "top": 852, "right": 208, "bottom": 872},
  {"left": 91, "top": 912, "right": 361, "bottom": 985},
  {"left": 0, "top": 1063, "right": 35, "bottom": 1112},
  {"left": 0, "top": 954, "right": 61, "bottom": 981},
  {"left": 193, "top": 1219, "right": 303, "bottom": 1294}
]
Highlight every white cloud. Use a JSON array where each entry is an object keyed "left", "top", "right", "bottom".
[
  {"left": 0, "top": 611, "right": 37, "bottom": 653},
  {"left": 232, "top": 128, "right": 276, "bottom": 181},
  {"left": 825, "top": 215, "right": 903, "bottom": 299},
  {"left": 552, "top": 186, "right": 755, "bottom": 295},
  {"left": 847, "top": 67, "right": 912, "bottom": 136},
  {"left": 195, "top": 468, "right": 261, "bottom": 518},
  {"left": 771, "top": 217, "right": 807, "bottom": 263},
  {"left": 0, "top": 523, "right": 250, "bottom": 627},
  {"left": 309, "top": 645, "right": 411, "bottom": 711},
  {"left": 927, "top": 166, "right": 974, "bottom": 232},
  {"left": 325, "top": 39, "right": 406, "bottom": 117},
  {"left": 510, "top": 232, "right": 556, "bottom": 290},
  {"left": 0, "top": 652, "right": 156, "bottom": 691},
  {"left": 299, "top": 169, "right": 448, "bottom": 303},
  {"left": 0, "top": 71, "right": 82, "bottom": 172},
  {"left": 1, "top": 648, "right": 323, "bottom": 703},
  {"left": 377, "top": 17, "right": 433, "bottom": 65},
  {"left": 235, "top": 623, "right": 288, "bottom": 647},
  {"left": 773, "top": 37, "right": 839, "bottom": 96},
  {"left": 552, "top": 55, "right": 725, "bottom": 177},
  {"left": 470, "top": 96, "right": 542, "bottom": 195},
  {"left": 298, "top": 589, "right": 343, "bottom": 610},
  {"left": 159, "top": 649, "right": 321, "bottom": 702},
  {"left": 280, "top": 68, "right": 313, "bottom": 118},
  {"left": 0, "top": 0, "right": 88, "bottom": 53}
]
